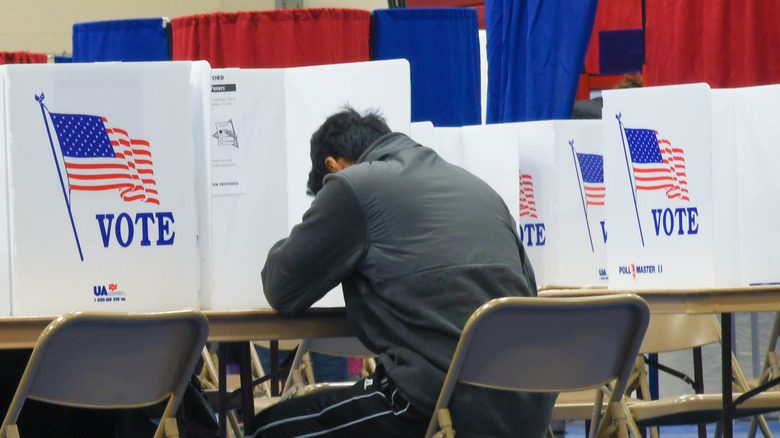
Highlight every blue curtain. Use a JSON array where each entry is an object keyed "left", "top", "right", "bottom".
[
  {"left": 373, "top": 9, "right": 480, "bottom": 127},
  {"left": 72, "top": 18, "right": 170, "bottom": 63},
  {"left": 486, "top": 0, "right": 597, "bottom": 122}
]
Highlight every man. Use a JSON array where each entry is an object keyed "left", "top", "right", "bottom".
[{"left": 253, "top": 108, "right": 556, "bottom": 437}]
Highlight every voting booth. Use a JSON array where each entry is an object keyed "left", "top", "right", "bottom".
[
  {"left": 410, "top": 121, "right": 435, "bottom": 150},
  {"left": 735, "top": 85, "right": 780, "bottom": 286},
  {"left": 602, "top": 84, "right": 739, "bottom": 289},
  {"left": 208, "top": 60, "right": 411, "bottom": 310},
  {"left": 427, "top": 126, "right": 465, "bottom": 168},
  {"left": 0, "top": 62, "right": 212, "bottom": 316},
  {"left": 515, "top": 120, "right": 607, "bottom": 287},
  {"left": 422, "top": 120, "right": 605, "bottom": 287}
]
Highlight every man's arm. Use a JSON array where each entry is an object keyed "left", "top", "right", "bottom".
[{"left": 262, "top": 176, "right": 367, "bottom": 315}]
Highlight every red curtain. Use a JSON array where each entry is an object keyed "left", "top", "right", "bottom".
[
  {"left": 0, "top": 51, "right": 48, "bottom": 64},
  {"left": 583, "top": 0, "right": 642, "bottom": 74},
  {"left": 171, "top": 8, "right": 370, "bottom": 68},
  {"left": 646, "top": 0, "right": 780, "bottom": 87}
]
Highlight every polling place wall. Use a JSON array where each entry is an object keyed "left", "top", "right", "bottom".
[
  {"left": 208, "top": 60, "right": 411, "bottom": 310},
  {"left": 0, "top": 62, "right": 213, "bottom": 315},
  {"left": 515, "top": 120, "right": 607, "bottom": 287},
  {"left": 602, "top": 84, "right": 739, "bottom": 289}
]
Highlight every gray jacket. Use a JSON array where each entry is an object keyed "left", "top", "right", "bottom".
[{"left": 263, "top": 133, "right": 555, "bottom": 437}]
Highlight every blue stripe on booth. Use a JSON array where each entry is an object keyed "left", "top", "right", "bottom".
[
  {"left": 373, "top": 9, "right": 481, "bottom": 127},
  {"left": 486, "top": 0, "right": 598, "bottom": 122},
  {"left": 72, "top": 18, "right": 170, "bottom": 63}
]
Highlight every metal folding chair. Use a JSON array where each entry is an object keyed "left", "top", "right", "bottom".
[
  {"left": 425, "top": 294, "right": 650, "bottom": 438},
  {"left": 625, "top": 314, "right": 780, "bottom": 437},
  {"left": 280, "top": 337, "right": 376, "bottom": 401},
  {"left": 1, "top": 311, "right": 208, "bottom": 438}
]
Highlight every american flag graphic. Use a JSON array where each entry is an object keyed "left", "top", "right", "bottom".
[
  {"left": 576, "top": 153, "right": 605, "bottom": 206},
  {"left": 624, "top": 128, "right": 689, "bottom": 201},
  {"left": 49, "top": 113, "right": 159, "bottom": 205},
  {"left": 519, "top": 172, "right": 538, "bottom": 218}
]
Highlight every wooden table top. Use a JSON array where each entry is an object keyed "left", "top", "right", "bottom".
[
  {"left": 539, "top": 285, "right": 780, "bottom": 314},
  {"left": 0, "top": 307, "right": 351, "bottom": 350},
  {"left": 4, "top": 285, "right": 780, "bottom": 349}
]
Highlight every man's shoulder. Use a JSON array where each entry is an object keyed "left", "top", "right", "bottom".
[{"left": 335, "top": 158, "right": 399, "bottom": 187}]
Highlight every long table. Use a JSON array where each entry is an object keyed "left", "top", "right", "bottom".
[
  {"left": 540, "top": 285, "right": 780, "bottom": 438},
  {"left": 4, "top": 288, "right": 780, "bottom": 438},
  {"left": 0, "top": 308, "right": 351, "bottom": 348},
  {"left": 0, "top": 307, "right": 351, "bottom": 438}
]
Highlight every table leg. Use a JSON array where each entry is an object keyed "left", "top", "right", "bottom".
[
  {"left": 239, "top": 342, "right": 256, "bottom": 435},
  {"left": 218, "top": 343, "right": 228, "bottom": 438},
  {"left": 721, "top": 312, "right": 733, "bottom": 438},
  {"left": 270, "top": 340, "right": 280, "bottom": 396},
  {"left": 693, "top": 346, "right": 706, "bottom": 438}
]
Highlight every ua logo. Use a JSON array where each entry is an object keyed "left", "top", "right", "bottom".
[{"left": 364, "top": 378, "right": 373, "bottom": 390}]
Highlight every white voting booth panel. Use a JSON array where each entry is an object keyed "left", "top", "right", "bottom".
[
  {"left": 426, "top": 124, "right": 518, "bottom": 221},
  {"left": 0, "top": 71, "right": 8, "bottom": 316},
  {"left": 515, "top": 121, "right": 607, "bottom": 288},
  {"left": 479, "top": 30, "right": 488, "bottom": 125},
  {"left": 208, "top": 60, "right": 411, "bottom": 310},
  {"left": 711, "top": 89, "right": 741, "bottom": 286},
  {"left": 410, "top": 121, "right": 435, "bottom": 149},
  {"left": 428, "top": 127, "right": 465, "bottom": 167},
  {"left": 735, "top": 85, "right": 780, "bottom": 286},
  {"left": 602, "top": 84, "right": 738, "bottom": 289},
  {"left": 461, "top": 124, "right": 519, "bottom": 227},
  {"left": 1, "top": 62, "right": 212, "bottom": 315}
]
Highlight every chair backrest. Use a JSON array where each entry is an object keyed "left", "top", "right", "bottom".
[
  {"left": 3, "top": 311, "right": 208, "bottom": 424},
  {"left": 305, "top": 337, "right": 375, "bottom": 358},
  {"left": 638, "top": 314, "right": 720, "bottom": 354},
  {"left": 281, "top": 336, "right": 375, "bottom": 400},
  {"left": 452, "top": 295, "right": 649, "bottom": 395}
]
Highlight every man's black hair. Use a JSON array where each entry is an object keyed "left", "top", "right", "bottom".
[{"left": 307, "top": 107, "right": 391, "bottom": 195}]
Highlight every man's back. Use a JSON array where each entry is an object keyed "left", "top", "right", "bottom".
[
  {"left": 265, "top": 133, "right": 555, "bottom": 437},
  {"left": 343, "top": 134, "right": 556, "bottom": 436}
]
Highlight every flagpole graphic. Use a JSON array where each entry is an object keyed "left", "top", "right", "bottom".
[
  {"left": 569, "top": 140, "right": 595, "bottom": 253},
  {"left": 36, "top": 93, "right": 84, "bottom": 261},
  {"left": 616, "top": 113, "right": 645, "bottom": 247}
]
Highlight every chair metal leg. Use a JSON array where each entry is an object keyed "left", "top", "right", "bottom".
[
  {"left": 731, "top": 347, "right": 773, "bottom": 438},
  {"left": 589, "top": 387, "right": 605, "bottom": 438},
  {"left": 249, "top": 342, "right": 270, "bottom": 397},
  {"left": 4, "top": 425, "right": 20, "bottom": 438},
  {"left": 202, "top": 347, "right": 219, "bottom": 388},
  {"left": 635, "top": 356, "right": 659, "bottom": 438},
  {"left": 227, "top": 413, "right": 241, "bottom": 438},
  {"left": 163, "top": 418, "right": 180, "bottom": 438},
  {"left": 622, "top": 399, "right": 643, "bottom": 438},
  {"left": 437, "top": 408, "right": 455, "bottom": 438}
]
